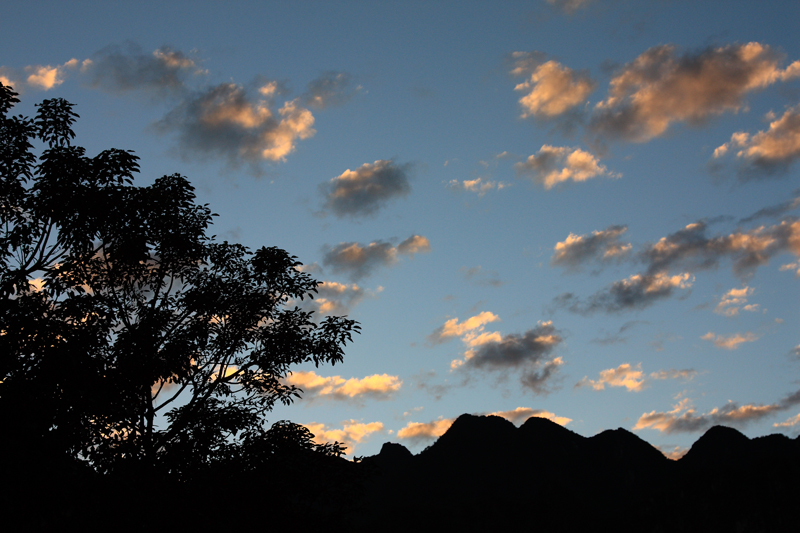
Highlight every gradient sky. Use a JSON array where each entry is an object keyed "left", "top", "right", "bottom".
[{"left": 3, "top": 0, "right": 800, "bottom": 459}]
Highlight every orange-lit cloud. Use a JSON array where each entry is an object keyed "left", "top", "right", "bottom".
[
  {"left": 515, "top": 145, "right": 619, "bottom": 189},
  {"left": 577, "top": 363, "right": 647, "bottom": 391},
  {"left": 428, "top": 311, "right": 501, "bottom": 344},
  {"left": 714, "top": 286, "right": 757, "bottom": 316},
  {"left": 320, "top": 160, "right": 412, "bottom": 217},
  {"left": 701, "top": 331, "right": 759, "bottom": 350},
  {"left": 557, "top": 271, "right": 693, "bottom": 315},
  {"left": 397, "top": 417, "right": 455, "bottom": 445},
  {"left": 285, "top": 370, "right": 401, "bottom": 401},
  {"left": 591, "top": 42, "right": 800, "bottom": 142},
  {"left": 551, "top": 225, "right": 631, "bottom": 271},
  {"left": 774, "top": 413, "right": 800, "bottom": 428},
  {"left": 514, "top": 60, "right": 595, "bottom": 118},
  {"left": 488, "top": 407, "right": 572, "bottom": 426},
  {"left": 322, "top": 234, "right": 430, "bottom": 280},
  {"left": 304, "top": 420, "right": 384, "bottom": 455},
  {"left": 577, "top": 364, "right": 697, "bottom": 392},
  {"left": 713, "top": 105, "right": 800, "bottom": 175}
]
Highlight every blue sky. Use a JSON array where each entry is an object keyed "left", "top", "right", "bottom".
[{"left": 3, "top": 0, "right": 800, "bottom": 459}]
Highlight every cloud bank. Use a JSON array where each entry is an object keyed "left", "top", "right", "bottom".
[{"left": 322, "top": 235, "right": 430, "bottom": 280}]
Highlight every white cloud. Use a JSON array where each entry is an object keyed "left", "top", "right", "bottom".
[{"left": 514, "top": 60, "right": 595, "bottom": 118}]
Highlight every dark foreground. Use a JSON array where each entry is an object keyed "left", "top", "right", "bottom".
[{"left": 5, "top": 414, "right": 799, "bottom": 532}]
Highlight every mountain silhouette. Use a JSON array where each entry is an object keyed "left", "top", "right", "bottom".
[{"left": 355, "top": 414, "right": 800, "bottom": 532}]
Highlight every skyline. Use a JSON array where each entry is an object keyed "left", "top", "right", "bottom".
[{"left": 2, "top": 0, "right": 799, "bottom": 459}]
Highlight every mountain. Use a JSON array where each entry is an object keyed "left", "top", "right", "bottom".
[{"left": 354, "top": 414, "right": 800, "bottom": 532}]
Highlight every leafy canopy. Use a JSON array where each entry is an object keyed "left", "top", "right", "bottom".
[{"left": 0, "top": 83, "right": 359, "bottom": 476}]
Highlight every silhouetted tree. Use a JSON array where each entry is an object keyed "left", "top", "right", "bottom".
[{"left": 0, "top": 83, "right": 358, "bottom": 477}]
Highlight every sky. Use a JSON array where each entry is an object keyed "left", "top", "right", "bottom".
[{"left": 2, "top": 0, "right": 800, "bottom": 460}]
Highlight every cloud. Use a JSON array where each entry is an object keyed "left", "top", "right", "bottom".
[
  {"left": 714, "top": 286, "right": 757, "bottom": 316},
  {"left": 397, "top": 234, "right": 431, "bottom": 256},
  {"left": 557, "top": 271, "right": 693, "bottom": 315},
  {"left": 447, "top": 178, "right": 508, "bottom": 197},
  {"left": 713, "top": 105, "right": 800, "bottom": 176},
  {"left": 551, "top": 225, "right": 632, "bottom": 271},
  {"left": 657, "top": 445, "right": 690, "bottom": 460},
  {"left": 322, "top": 235, "right": 430, "bottom": 280},
  {"left": 591, "top": 43, "right": 800, "bottom": 142},
  {"left": 774, "top": 413, "right": 800, "bottom": 428},
  {"left": 577, "top": 364, "right": 697, "bottom": 391},
  {"left": 781, "top": 261, "right": 800, "bottom": 277},
  {"left": 514, "top": 60, "right": 595, "bottom": 119},
  {"left": 515, "top": 145, "right": 619, "bottom": 189},
  {"left": 320, "top": 160, "right": 412, "bottom": 217},
  {"left": 302, "top": 71, "right": 359, "bottom": 109},
  {"left": 83, "top": 44, "right": 199, "bottom": 95},
  {"left": 285, "top": 370, "right": 401, "bottom": 401},
  {"left": 577, "top": 363, "right": 647, "bottom": 391},
  {"left": 156, "top": 82, "right": 315, "bottom": 168},
  {"left": 304, "top": 420, "right": 384, "bottom": 455},
  {"left": 452, "top": 321, "right": 565, "bottom": 394},
  {"left": 640, "top": 219, "right": 800, "bottom": 279},
  {"left": 291, "top": 281, "right": 381, "bottom": 317},
  {"left": 739, "top": 195, "right": 800, "bottom": 223},
  {"left": 460, "top": 266, "right": 503, "bottom": 287},
  {"left": 701, "top": 331, "right": 759, "bottom": 350},
  {"left": 427, "top": 311, "right": 501, "bottom": 345},
  {"left": 635, "top": 389, "right": 800, "bottom": 434},
  {"left": 487, "top": 407, "right": 572, "bottom": 426},
  {"left": 397, "top": 417, "right": 454, "bottom": 445},
  {"left": 546, "top": 0, "right": 594, "bottom": 14},
  {"left": 24, "top": 58, "right": 81, "bottom": 90}
]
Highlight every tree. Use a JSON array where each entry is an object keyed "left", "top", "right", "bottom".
[{"left": 0, "top": 82, "right": 359, "bottom": 477}]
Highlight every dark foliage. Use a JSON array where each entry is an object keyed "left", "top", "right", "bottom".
[{"left": 0, "top": 82, "right": 359, "bottom": 479}]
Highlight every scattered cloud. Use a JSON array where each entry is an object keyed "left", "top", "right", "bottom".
[
  {"left": 487, "top": 407, "right": 572, "bottom": 426},
  {"left": 427, "top": 311, "right": 501, "bottom": 345},
  {"left": 713, "top": 105, "right": 800, "bottom": 177},
  {"left": 299, "top": 281, "right": 381, "bottom": 317},
  {"left": 286, "top": 370, "right": 401, "bottom": 401},
  {"left": 774, "top": 413, "right": 800, "bottom": 428},
  {"left": 397, "top": 417, "right": 454, "bottom": 445},
  {"left": 577, "top": 363, "right": 647, "bottom": 391},
  {"left": 514, "top": 60, "right": 595, "bottom": 119},
  {"left": 577, "top": 364, "right": 697, "bottom": 392},
  {"left": 551, "top": 225, "right": 632, "bottom": 271},
  {"left": 515, "top": 145, "right": 620, "bottom": 189},
  {"left": 304, "top": 420, "right": 384, "bottom": 455},
  {"left": 714, "top": 286, "right": 758, "bottom": 316},
  {"left": 635, "top": 389, "right": 800, "bottom": 433},
  {"left": 397, "top": 234, "right": 431, "bottom": 256},
  {"left": 780, "top": 261, "right": 800, "bottom": 276},
  {"left": 460, "top": 266, "right": 503, "bottom": 287},
  {"left": 321, "top": 234, "right": 430, "bottom": 280},
  {"left": 657, "top": 445, "right": 690, "bottom": 460},
  {"left": 24, "top": 58, "right": 82, "bottom": 90},
  {"left": 739, "top": 195, "right": 800, "bottom": 224},
  {"left": 591, "top": 43, "right": 800, "bottom": 142},
  {"left": 447, "top": 177, "right": 507, "bottom": 197},
  {"left": 556, "top": 271, "right": 693, "bottom": 315},
  {"left": 451, "top": 321, "right": 564, "bottom": 395},
  {"left": 640, "top": 219, "right": 800, "bottom": 280},
  {"left": 83, "top": 44, "right": 200, "bottom": 96},
  {"left": 156, "top": 82, "right": 315, "bottom": 169},
  {"left": 701, "top": 331, "right": 759, "bottom": 350},
  {"left": 320, "top": 160, "right": 412, "bottom": 217},
  {"left": 302, "top": 71, "right": 359, "bottom": 109}
]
